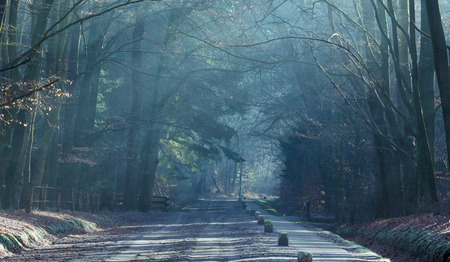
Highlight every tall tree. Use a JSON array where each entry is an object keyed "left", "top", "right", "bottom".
[
  {"left": 123, "top": 10, "right": 145, "bottom": 210},
  {"left": 424, "top": 0, "right": 450, "bottom": 173}
]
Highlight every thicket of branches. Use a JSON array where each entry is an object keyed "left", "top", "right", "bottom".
[{"left": 0, "top": 0, "right": 448, "bottom": 220}]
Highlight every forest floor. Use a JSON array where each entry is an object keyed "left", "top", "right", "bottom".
[
  {"left": 0, "top": 196, "right": 388, "bottom": 262},
  {"left": 0, "top": 197, "right": 447, "bottom": 261}
]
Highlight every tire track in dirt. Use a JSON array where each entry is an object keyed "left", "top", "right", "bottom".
[
  {"left": 186, "top": 198, "right": 242, "bottom": 261},
  {"left": 105, "top": 197, "right": 242, "bottom": 261},
  {"left": 105, "top": 211, "right": 208, "bottom": 261}
]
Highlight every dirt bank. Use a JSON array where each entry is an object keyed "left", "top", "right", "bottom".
[{"left": 334, "top": 213, "right": 450, "bottom": 262}]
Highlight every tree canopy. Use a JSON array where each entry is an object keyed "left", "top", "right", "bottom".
[{"left": 0, "top": 0, "right": 449, "bottom": 218}]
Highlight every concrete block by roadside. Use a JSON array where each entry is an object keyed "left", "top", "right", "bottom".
[
  {"left": 258, "top": 215, "right": 265, "bottom": 225},
  {"left": 278, "top": 232, "right": 289, "bottom": 246},
  {"left": 298, "top": 251, "right": 313, "bottom": 262},
  {"left": 264, "top": 220, "right": 273, "bottom": 233},
  {"left": 255, "top": 211, "right": 261, "bottom": 220}
]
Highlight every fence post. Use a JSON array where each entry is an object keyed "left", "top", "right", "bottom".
[
  {"left": 25, "top": 183, "right": 34, "bottom": 213},
  {"left": 57, "top": 188, "right": 61, "bottom": 212},
  {"left": 40, "top": 184, "right": 48, "bottom": 210}
]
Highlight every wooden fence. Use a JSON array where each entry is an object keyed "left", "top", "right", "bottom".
[
  {"left": 27, "top": 184, "right": 102, "bottom": 213},
  {"left": 113, "top": 194, "right": 171, "bottom": 211},
  {"left": 26, "top": 184, "right": 170, "bottom": 213}
]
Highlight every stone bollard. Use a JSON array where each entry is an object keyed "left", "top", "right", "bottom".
[
  {"left": 258, "top": 215, "right": 265, "bottom": 225},
  {"left": 255, "top": 211, "right": 261, "bottom": 220},
  {"left": 297, "top": 251, "right": 313, "bottom": 262},
  {"left": 264, "top": 220, "right": 273, "bottom": 233},
  {"left": 250, "top": 209, "right": 256, "bottom": 216},
  {"left": 278, "top": 232, "right": 289, "bottom": 246}
]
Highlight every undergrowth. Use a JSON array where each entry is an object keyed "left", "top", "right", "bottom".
[{"left": 0, "top": 217, "right": 99, "bottom": 254}]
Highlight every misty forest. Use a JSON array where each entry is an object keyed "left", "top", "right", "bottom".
[{"left": 0, "top": 0, "right": 449, "bottom": 261}]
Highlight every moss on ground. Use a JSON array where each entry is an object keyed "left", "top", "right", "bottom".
[
  {"left": 0, "top": 225, "right": 49, "bottom": 253},
  {"left": 255, "top": 200, "right": 282, "bottom": 216},
  {"left": 0, "top": 234, "right": 22, "bottom": 250},
  {"left": 93, "top": 214, "right": 114, "bottom": 225},
  {"left": 47, "top": 219, "right": 97, "bottom": 234}
]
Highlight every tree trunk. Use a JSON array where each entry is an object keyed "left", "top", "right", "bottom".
[
  {"left": 332, "top": 141, "right": 345, "bottom": 221},
  {"left": 350, "top": 126, "right": 361, "bottom": 224},
  {"left": 3, "top": 0, "right": 55, "bottom": 209},
  {"left": 3, "top": 111, "right": 28, "bottom": 208},
  {"left": 73, "top": 13, "right": 113, "bottom": 147},
  {"left": 196, "top": 168, "right": 208, "bottom": 195},
  {"left": 58, "top": 22, "right": 82, "bottom": 200},
  {"left": 365, "top": 0, "right": 404, "bottom": 217},
  {"left": 0, "top": 0, "right": 7, "bottom": 29},
  {"left": 424, "top": 0, "right": 450, "bottom": 185},
  {"left": 123, "top": 12, "right": 145, "bottom": 210},
  {"left": 138, "top": 126, "right": 161, "bottom": 212},
  {"left": 32, "top": 19, "right": 67, "bottom": 191},
  {"left": 32, "top": 3, "right": 68, "bottom": 185},
  {"left": 71, "top": 13, "right": 112, "bottom": 194},
  {"left": 0, "top": 0, "right": 20, "bottom": 208},
  {"left": 318, "top": 143, "right": 334, "bottom": 214}
]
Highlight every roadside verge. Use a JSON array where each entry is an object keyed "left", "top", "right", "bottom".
[{"left": 0, "top": 210, "right": 123, "bottom": 258}]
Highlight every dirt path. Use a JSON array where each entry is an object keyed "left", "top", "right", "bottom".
[
  {"left": 105, "top": 198, "right": 272, "bottom": 261},
  {"left": 5, "top": 197, "right": 388, "bottom": 261}
]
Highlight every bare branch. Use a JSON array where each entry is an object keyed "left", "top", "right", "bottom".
[
  {"left": 0, "top": 79, "right": 60, "bottom": 108},
  {"left": 311, "top": 42, "right": 413, "bottom": 159},
  {"left": 0, "top": 0, "right": 145, "bottom": 73}
]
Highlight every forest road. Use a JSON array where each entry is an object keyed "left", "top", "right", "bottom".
[
  {"left": 104, "top": 196, "right": 387, "bottom": 262},
  {"left": 5, "top": 196, "right": 388, "bottom": 261},
  {"left": 105, "top": 197, "right": 248, "bottom": 261}
]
